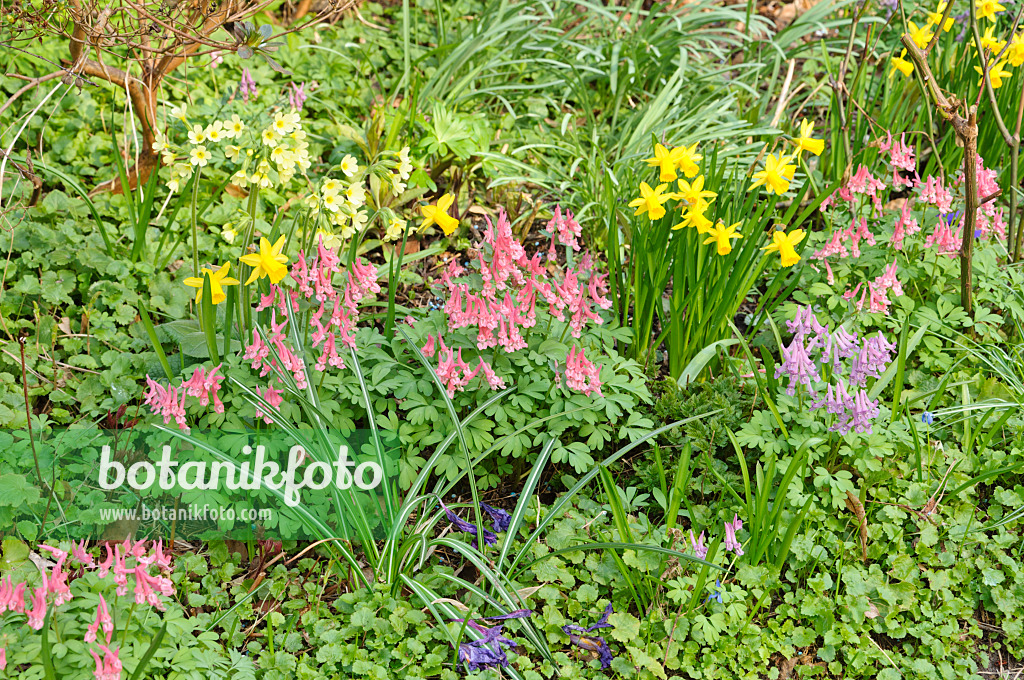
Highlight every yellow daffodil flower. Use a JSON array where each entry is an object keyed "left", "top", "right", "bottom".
[
  {"left": 762, "top": 229, "right": 805, "bottom": 267},
  {"left": 183, "top": 262, "right": 240, "bottom": 304},
  {"left": 750, "top": 154, "right": 797, "bottom": 195},
  {"left": 1008, "top": 33, "right": 1024, "bottom": 66},
  {"left": 645, "top": 143, "right": 685, "bottom": 182},
  {"left": 976, "top": 0, "right": 1006, "bottom": 21},
  {"left": 675, "top": 142, "right": 702, "bottom": 179},
  {"left": 675, "top": 175, "right": 717, "bottom": 206},
  {"left": 628, "top": 182, "right": 674, "bottom": 220},
  {"left": 891, "top": 49, "right": 915, "bottom": 77},
  {"left": 976, "top": 60, "right": 1013, "bottom": 88},
  {"left": 239, "top": 235, "right": 290, "bottom": 285},
  {"left": 927, "top": 2, "right": 955, "bottom": 31},
  {"left": 981, "top": 25, "right": 1007, "bottom": 53},
  {"left": 792, "top": 119, "right": 825, "bottom": 157},
  {"left": 703, "top": 222, "right": 743, "bottom": 256},
  {"left": 420, "top": 193, "right": 459, "bottom": 235},
  {"left": 674, "top": 198, "right": 713, "bottom": 232},
  {"left": 907, "top": 21, "right": 934, "bottom": 49}
]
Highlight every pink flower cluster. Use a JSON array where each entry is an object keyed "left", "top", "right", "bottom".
[
  {"left": 274, "top": 236, "right": 381, "bottom": 373},
  {"left": 422, "top": 334, "right": 506, "bottom": 397},
  {"left": 890, "top": 200, "right": 921, "bottom": 251},
  {"left": 563, "top": 345, "right": 602, "bottom": 397},
  {"left": 845, "top": 261, "right": 903, "bottom": 314},
  {"left": 547, "top": 205, "right": 582, "bottom": 255},
  {"left": 442, "top": 209, "right": 610, "bottom": 351},
  {"left": 821, "top": 164, "right": 887, "bottom": 213},
  {"left": 878, "top": 132, "right": 917, "bottom": 188},
  {"left": 143, "top": 365, "right": 224, "bottom": 433},
  {"left": 0, "top": 540, "right": 172, "bottom": 679},
  {"left": 955, "top": 155, "right": 1007, "bottom": 241},
  {"left": 812, "top": 215, "right": 877, "bottom": 285}
]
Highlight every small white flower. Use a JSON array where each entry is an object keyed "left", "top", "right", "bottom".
[
  {"left": 168, "top": 103, "right": 187, "bottom": 122},
  {"left": 205, "top": 121, "right": 224, "bottom": 142},
  {"left": 345, "top": 183, "right": 366, "bottom": 207},
  {"left": 187, "top": 124, "right": 207, "bottom": 145},
  {"left": 390, "top": 173, "right": 406, "bottom": 197},
  {"left": 350, "top": 209, "right": 368, "bottom": 231},
  {"left": 397, "top": 146, "right": 413, "bottom": 180},
  {"left": 189, "top": 145, "right": 210, "bottom": 167},
  {"left": 226, "top": 115, "right": 246, "bottom": 138},
  {"left": 385, "top": 216, "right": 407, "bottom": 241},
  {"left": 262, "top": 128, "right": 278, "bottom": 147},
  {"left": 339, "top": 155, "right": 359, "bottom": 177},
  {"left": 322, "top": 193, "right": 342, "bottom": 213}
]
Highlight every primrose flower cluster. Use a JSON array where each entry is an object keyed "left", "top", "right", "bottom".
[
  {"left": 426, "top": 207, "right": 611, "bottom": 398},
  {"left": 631, "top": 119, "right": 825, "bottom": 267},
  {"left": 776, "top": 306, "right": 895, "bottom": 435},
  {"left": 156, "top": 101, "right": 312, "bottom": 195},
  {"left": 891, "top": 0, "right": 1024, "bottom": 87},
  {"left": 814, "top": 130, "right": 1005, "bottom": 315},
  {"left": 0, "top": 540, "right": 173, "bottom": 678}
]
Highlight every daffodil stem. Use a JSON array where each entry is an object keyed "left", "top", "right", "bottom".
[
  {"left": 191, "top": 166, "right": 202, "bottom": 278},
  {"left": 798, "top": 156, "right": 819, "bottom": 198}
]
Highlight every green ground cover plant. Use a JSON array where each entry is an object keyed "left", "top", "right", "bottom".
[{"left": 1, "top": 0, "right": 1024, "bottom": 677}]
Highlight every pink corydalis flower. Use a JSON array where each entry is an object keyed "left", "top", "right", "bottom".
[
  {"left": 564, "top": 345, "right": 602, "bottom": 397},
  {"left": 547, "top": 205, "right": 582, "bottom": 256},
  {"left": 26, "top": 578, "right": 47, "bottom": 630},
  {"left": 0, "top": 577, "right": 24, "bottom": 615},
  {"left": 48, "top": 555, "right": 72, "bottom": 606},
  {"left": 254, "top": 383, "right": 285, "bottom": 425},
  {"left": 890, "top": 200, "right": 919, "bottom": 250},
  {"left": 183, "top": 365, "right": 225, "bottom": 413},
  {"left": 85, "top": 594, "right": 114, "bottom": 644},
  {"left": 90, "top": 644, "right": 123, "bottom": 680}
]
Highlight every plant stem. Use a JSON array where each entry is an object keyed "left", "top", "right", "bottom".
[{"left": 190, "top": 166, "right": 202, "bottom": 277}]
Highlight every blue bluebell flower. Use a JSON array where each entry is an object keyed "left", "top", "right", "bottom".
[
  {"left": 562, "top": 603, "right": 615, "bottom": 669},
  {"left": 451, "top": 610, "right": 533, "bottom": 671},
  {"left": 480, "top": 502, "right": 512, "bottom": 532},
  {"left": 922, "top": 411, "right": 934, "bottom": 425},
  {"left": 705, "top": 580, "right": 724, "bottom": 604},
  {"left": 440, "top": 500, "right": 498, "bottom": 547}
]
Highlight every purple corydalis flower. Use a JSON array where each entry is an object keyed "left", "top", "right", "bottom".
[
  {"left": 723, "top": 515, "right": 744, "bottom": 556},
  {"left": 563, "top": 604, "right": 615, "bottom": 669},
  {"left": 849, "top": 332, "right": 895, "bottom": 387},
  {"left": 451, "top": 610, "right": 532, "bottom": 671},
  {"left": 480, "top": 502, "right": 512, "bottom": 533},
  {"left": 786, "top": 305, "right": 827, "bottom": 341},
  {"left": 689, "top": 530, "right": 708, "bottom": 560},
  {"left": 288, "top": 82, "right": 307, "bottom": 111},
  {"left": 239, "top": 68, "right": 258, "bottom": 104},
  {"left": 775, "top": 338, "right": 820, "bottom": 395},
  {"left": 440, "top": 501, "right": 498, "bottom": 547}
]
